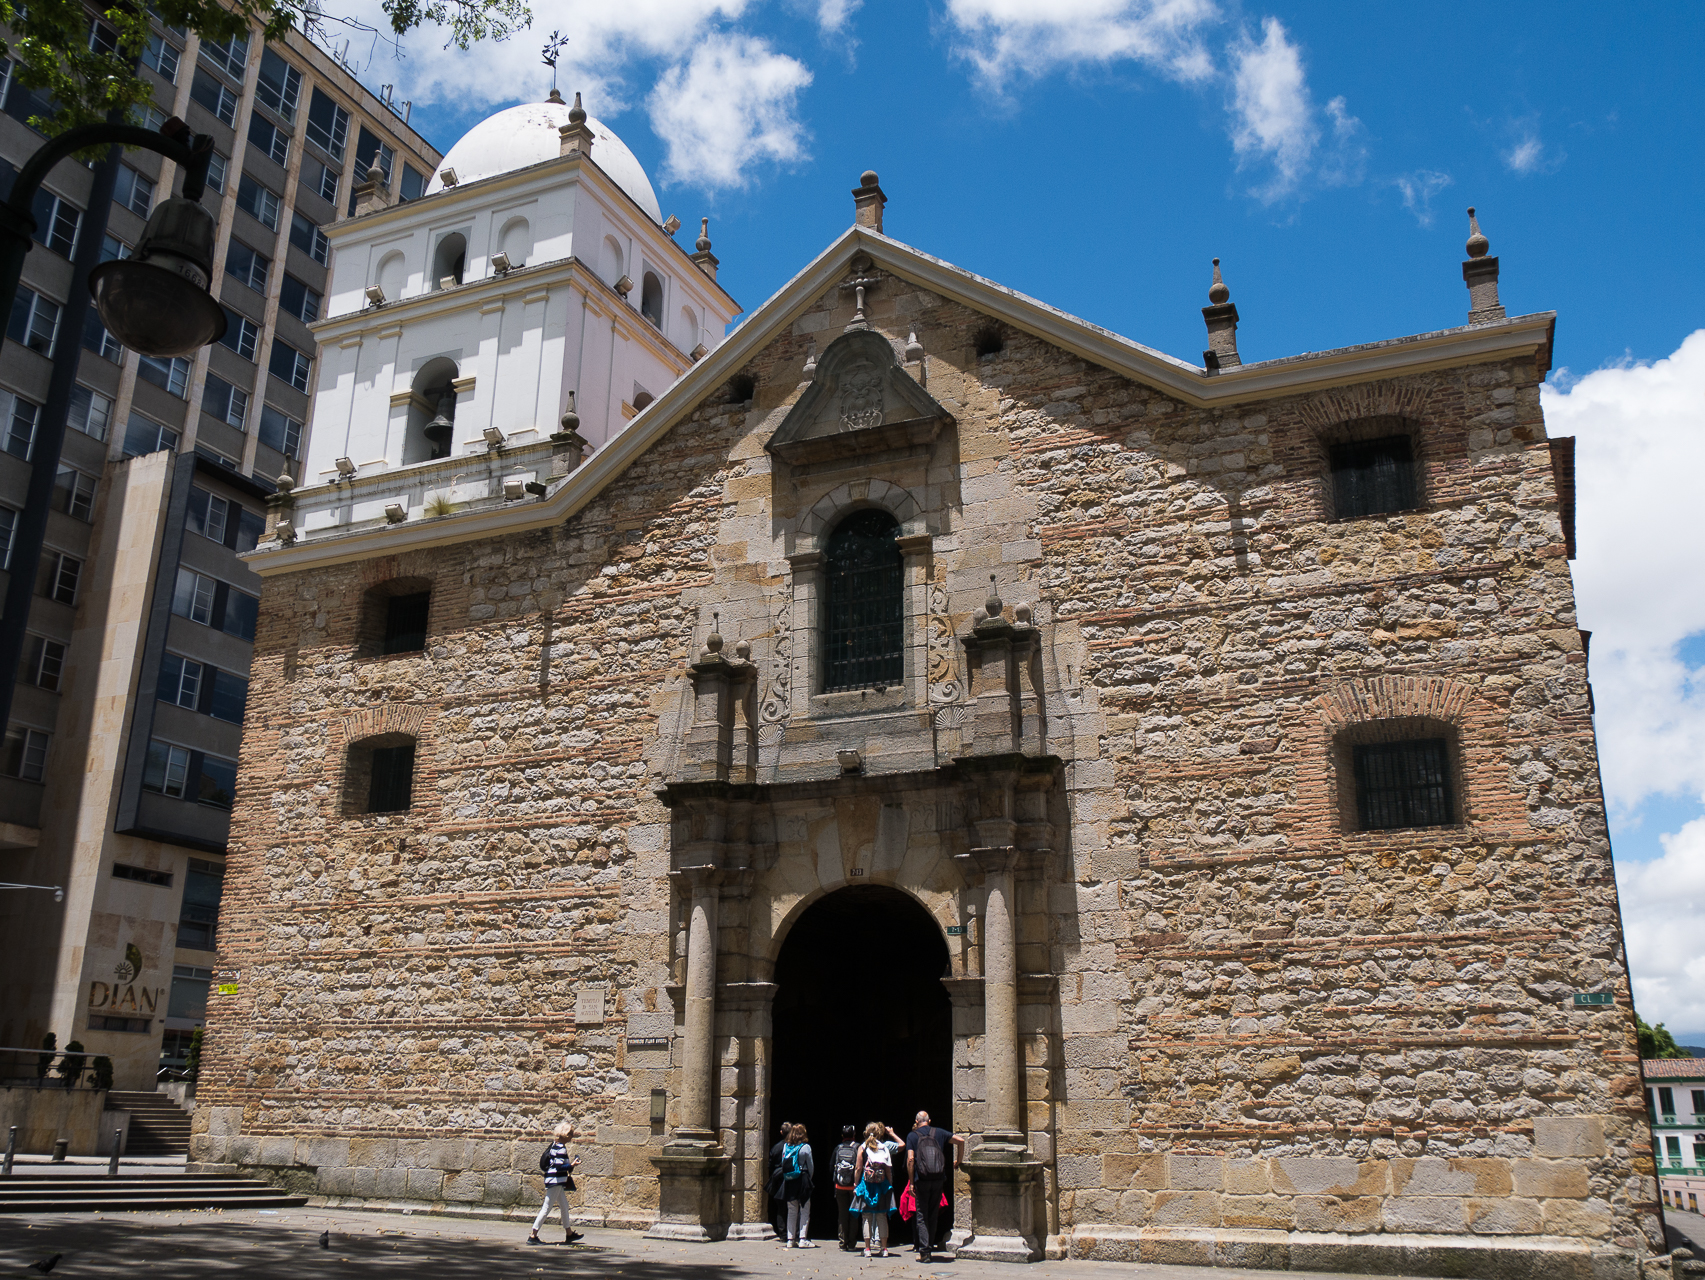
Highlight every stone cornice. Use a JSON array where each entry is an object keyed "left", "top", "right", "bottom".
[{"left": 251, "top": 226, "right": 1559, "bottom": 578}]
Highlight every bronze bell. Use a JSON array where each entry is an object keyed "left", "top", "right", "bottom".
[{"left": 423, "top": 386, "right": 455, "bottom": 458}]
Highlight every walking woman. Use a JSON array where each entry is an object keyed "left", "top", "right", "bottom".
[
  {"left": 781, "top": 1123, "right": 817, "bottom": 1246},
  {"left": 850, "top": 1121, "right": 898, "bottom": 1257},
  {"left": 527, "top": 1121, "right": 583, "bottom": 1245}
]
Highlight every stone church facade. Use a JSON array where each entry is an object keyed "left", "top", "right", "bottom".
[{"left": 188, "top": 113, "right": 1654, "bottom": 1277}]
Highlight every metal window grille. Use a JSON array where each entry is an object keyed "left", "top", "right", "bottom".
[
  {"left": 1330, "top": 434, "right": 1416, "bottom": 519},
  {"left": 823, "top": 510, "right": 903, "bottom": 692},
  {"left": 382, "top": 592, "right": 430, "bottom": 654},
  {"left": 1353, "top": 737, "right": 1453, "bottom": 831},
  {"left": 368, "top": 743, "right": 415, "bottom": 813}
]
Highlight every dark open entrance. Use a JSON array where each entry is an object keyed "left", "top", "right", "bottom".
[{"left": 769, "top": 885, "right": 952, "bottom": 1241}]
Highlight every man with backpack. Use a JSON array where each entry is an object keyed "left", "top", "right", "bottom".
[
  {"left": 905, "top": 1111, "right": 964, "bottom": 1261},
  {"left": 830, "top": 1125, "right": 862, "bottom": 1251}
]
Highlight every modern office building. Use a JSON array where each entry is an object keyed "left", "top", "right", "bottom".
[
  {"left": 1646, "top": 1059, "right": 1705, "bottom": 1216},
  {"left": 0, "top": 12, "right": 439, "bottom": 1089}
]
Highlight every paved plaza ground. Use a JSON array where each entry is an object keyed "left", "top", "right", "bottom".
[{"left": 0, "top": 1204, "right": 1490, "bottom": 1280}]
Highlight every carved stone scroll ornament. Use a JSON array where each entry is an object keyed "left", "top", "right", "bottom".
[
  {"left": 757, "top": 592, "right": 791, "bottom": 746},
  {"left": 927, "top": 581, "right": 963, "bottom": 706}
]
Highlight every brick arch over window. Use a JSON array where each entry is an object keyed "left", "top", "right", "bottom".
[
  {"left": 333, "top": 703, "right": 436, "bottom": 819},
  {"left": 1296, "top": 382, "right": 1446, "bottom": 523},
  {"left": 797, "top": 479, "right": 925, "bottom": 552},
  {"left": 1320, "top": 678, "right": 1477, "bottom": 835}
]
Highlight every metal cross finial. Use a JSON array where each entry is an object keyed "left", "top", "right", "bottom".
[{"left": 541, "top": 30, "right": 569, "bottom": 91}]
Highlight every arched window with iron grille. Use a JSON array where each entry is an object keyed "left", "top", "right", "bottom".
[{"left": 823, "top": 509, "right": 903, "bottom": 692}]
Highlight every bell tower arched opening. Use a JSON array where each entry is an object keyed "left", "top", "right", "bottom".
[{"left": 767, "top": 885, "right": 952, "bottom": 1241}]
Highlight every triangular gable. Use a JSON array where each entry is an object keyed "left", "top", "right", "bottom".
[
  {"left": 765, "top": 328, "right": 953, "bottom": 465},
  {"left": 252, "top": 223, "right": 1556, "bottom": 573}
]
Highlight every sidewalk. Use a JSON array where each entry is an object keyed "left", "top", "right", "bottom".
[{"left": 0, "top": 1205, "right": 1464, "bottom": 1279}]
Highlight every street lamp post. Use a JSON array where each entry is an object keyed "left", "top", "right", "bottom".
[
  {"left": 0, "top": 117, "right": 226, "bottom": 760},
  {"left": 0, "top": 882, "right": 65, "bottom": 902}
]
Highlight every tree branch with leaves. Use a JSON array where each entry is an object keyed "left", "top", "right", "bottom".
[{"left": 0, "top": 0, "right": 529, "bottom": 136}]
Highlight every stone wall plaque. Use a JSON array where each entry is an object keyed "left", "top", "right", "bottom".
[{"left": 575, "top": 984, "right": 607, "bottom": 1025}]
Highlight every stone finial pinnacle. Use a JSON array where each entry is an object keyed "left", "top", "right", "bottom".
[
  {"left": 1466, "top": 207, "right": 1489, "bottom": 258},
  {"left": 696, "top": 217, "right": 712, "bottom": 253},
  {"left": 852, "top": 169, "right": 886, "bottom": 233},
  {"left": 1208, "top": 257, "right": 1230, "bottom": 305},
  {"left": 546, "top": 87, "right": 563, "bottom": 104},
  {"left": 568, "top": 91, "right": 586, "bottom": 126}
]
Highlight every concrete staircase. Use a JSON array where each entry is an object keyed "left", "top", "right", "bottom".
[
  {"left": 107, "top": 1090, "right": 192, "bottom": 1157},
  {"left": 0, "top": 1174, "right": 307, "bottom": 1213}
]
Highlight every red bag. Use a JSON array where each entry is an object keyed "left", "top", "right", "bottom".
[{"left": 898, "top": 1182, "right": 916, "bottom": 1221}]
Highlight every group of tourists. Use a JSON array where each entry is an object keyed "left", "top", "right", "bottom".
[{"left": 768, "top": 1112, "right": 966, "bottom": 1260}]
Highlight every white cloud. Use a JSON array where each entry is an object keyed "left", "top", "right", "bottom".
[
  {"left": 1544, "top": 331, "right": 1705, "bottom": 817},
  {"left": 1616, "top": 817, "right": 1705, "bottom": 1035},
  {"left": 1390, "top": 168, "right": 1452, "bottom": 226},
  {"left": 1318, "top": 94, "right": 1366, "bottom": 187},
  {"left": 1502, "top": 116, "right": 1564, "bottom": 175},
  {"left": 811, "top": 0, "right": 860, "bottom": 33},
  {"left": 648, "top": 34, "right": 813, "bottom": 189},
  {"left": 942, "top": 0, "right": 1220, "bottom": 88},
  {"left": 315, "top": 0, "right": 815, "bottom": 191},
  {"left": 1227, "top": 18, "right": 1316, "bottom": 201}
]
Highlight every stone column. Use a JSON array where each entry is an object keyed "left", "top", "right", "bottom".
[
  {"left": 649, "top": 865, "right": 731, "bottom": 1241},
  {"left": 975, "top": 845, "right": 1024, "bottom": 1147},
  {"left": 955, "top": 835, "right": 1044, "bottom": 1262}
]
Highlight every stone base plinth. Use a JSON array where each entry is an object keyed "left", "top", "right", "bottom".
[
  {"left": 646, "top": 1145, "right": 731, "bottom": 1242},
  {"left": 957, "top": 1145, "right": 1043, "bottom": 1263},
  {"left": 726, "top": 1222, "right": 778, "bottom": 1241}
]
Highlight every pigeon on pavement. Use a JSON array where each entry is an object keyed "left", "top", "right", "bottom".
[
  {"left": 29, "top": 1255, "right": 61, "bottom": 1274},
  {"left": 320, "top": 1230, "right": 331, "bottom": 1249}
]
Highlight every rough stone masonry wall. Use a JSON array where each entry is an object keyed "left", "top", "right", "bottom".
[{"left": 192, "top": 264, "right": 1651, "bottom": 1273}]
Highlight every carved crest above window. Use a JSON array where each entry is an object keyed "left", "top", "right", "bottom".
[{"left": 766, "top": 329, "right": 954, "bottom": 465}]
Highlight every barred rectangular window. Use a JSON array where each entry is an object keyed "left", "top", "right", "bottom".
[
  {"left": 99, "top": 234, "right": 128, "bottom": 263},
  {"left": 205, "top": 150, "right": 227, "bottom": 194},
  {"left": 112, "top": 862, "right": 172, "bottom": 886},
  {"left": 203, "top": 373, "right": 249, "bottom": 428},
  {"left": 0, "top": 503, "right": 14, "bottom": 569},
  {"left": 1331, "top": 435, "right": 1417, "bottom": 520},
  {"left": 824, "top": 510, "right": 904, "bottom": 691},
  {"left": 158, "top": 651, "right": 203, "bottom": 708},
  {"left": 1352, "top": 738, "right": 1453, "bottom": 831},
  {"left": 368, "top": 742, "right": 414, "bottom": 812}
]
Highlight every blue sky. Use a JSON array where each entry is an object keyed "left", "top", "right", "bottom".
[{"left": 340, "top": 0, "right": 1705, "bottom": 1036}]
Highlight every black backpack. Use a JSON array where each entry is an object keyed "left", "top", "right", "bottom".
[
  {"left": 833, "top": 1143, "right": 859, "bottom": 1188},
  {"left": 915, "top": 1131, "right": 946, "bottom": 1178}
]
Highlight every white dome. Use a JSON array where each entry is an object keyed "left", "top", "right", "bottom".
[{"left": 424, "top": 99, "right": 661, "bottom": 222}]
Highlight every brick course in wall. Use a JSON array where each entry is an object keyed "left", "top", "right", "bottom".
[{"left": 191, "top": 238, "right": 1654, "bottom": 1277}]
